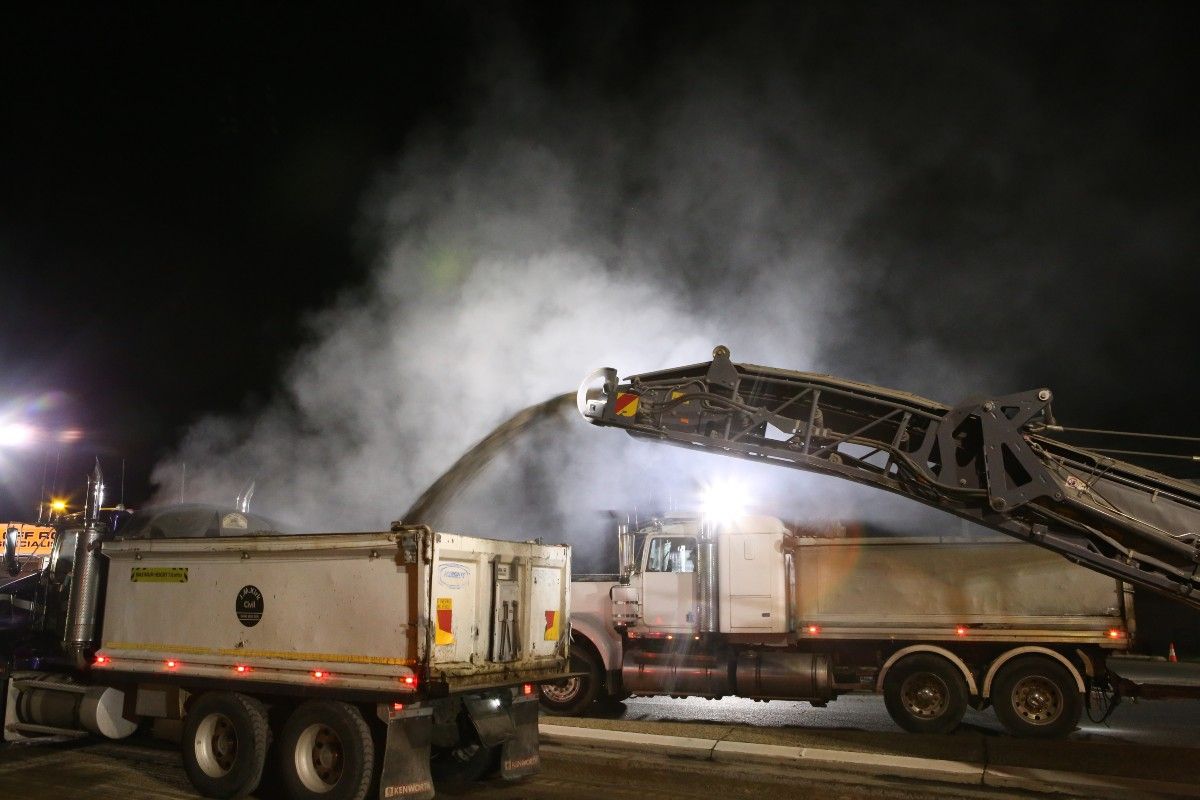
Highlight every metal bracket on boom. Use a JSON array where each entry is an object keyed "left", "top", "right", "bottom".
[{"left": 579, "top": 346, "right": 1200, "bottom": 611}]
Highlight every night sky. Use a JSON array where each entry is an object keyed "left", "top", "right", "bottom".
[{"left": 2, "top": 3, "right": 1200, "bottom": 524}]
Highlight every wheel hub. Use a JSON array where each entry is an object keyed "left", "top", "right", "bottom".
[
  {"left": 295, "top": 723, "right": 344, "bottom": 792},
  {"left": 194, "top": 713, "right": 238, "bottom": 778},
  {"left": 1011, "top": 676, "right": 1062, "bottom": 724},
  {"left": 540, "top": 677, "right": 582, "bottom": 703},
  {"left": 900, "top": 673, "right": 949, "bottom": 719}
]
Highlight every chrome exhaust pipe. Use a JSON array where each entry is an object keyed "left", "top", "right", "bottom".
[{"left": 65, "top": 459, "right": 105, "bottom": 669}]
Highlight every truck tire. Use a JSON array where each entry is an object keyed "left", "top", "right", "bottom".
[
  {"left": 538, "top": 645, "right": 601, "bottom": 716},
  {"left": 277, "top": 700, "right": 375, "bottom": 800},
  {"left": 882, "top": 654, "right": 968, "bottom": 735},
  {"left": 181, "top": 691, "right": 271, "bottom": 799},
  {"left": 991, "top": 656, "right": 1082, "bottom": 739}
]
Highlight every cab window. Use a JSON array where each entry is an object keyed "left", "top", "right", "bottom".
[{"left": 645, "top": 536, "right": 696, "bottom": 573}]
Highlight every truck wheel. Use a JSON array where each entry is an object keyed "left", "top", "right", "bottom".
[
  {"left": 182, "top": 692, "right": 271, "bottom": 799},
  {"left": 883, "top": 654, "right": 968, "bottom": 734},
  {"left": 538, "top": 646, "right": 601, "bottom": 716},
  {"left": 278, "top": 700, "right": 375, "bottom": 800},
  {"left": 992, "top": 656, "right": 1082, "bottom": 739}
]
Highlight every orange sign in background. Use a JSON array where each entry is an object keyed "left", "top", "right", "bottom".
[{"left": 4, "top": 523, "right": 56, "bottom": 556}]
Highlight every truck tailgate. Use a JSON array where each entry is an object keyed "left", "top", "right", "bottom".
[{"left": 424, "top": 532, "right": 570, "bottom": 692}]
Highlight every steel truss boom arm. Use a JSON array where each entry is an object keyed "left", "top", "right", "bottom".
[{"left": 578, "top": 346, "right": 1200, "bottom": 611}]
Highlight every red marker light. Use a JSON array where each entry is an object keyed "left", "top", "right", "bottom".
[
  {"left": 165, "top": 659, "right": 179, "bottom": 670},
  {"left": 956, "top": 626, "right": 968, "bottom": 637},
  {"left": 1108, "top": 628, "right": 1125, "bottom": 639},
  {"left": 94, "top": 655, "right": 109, "bottom": 666},
  {"left": 402, "top": 675, "right": 416, "bottom": 686},
  {"left": 235, "top": 665, "right": 250, "bottom": 674},
  {"left": 806, "top": 625, "right": 820, "bottom": 635},
  {"left": 393, "top": 702, "right": 404, "bottom": 711},
  {"left": 523, "top": 683, "right": 534, "bottom": 696},
  {"left": 312, "top": 670, "right": 327, "bottom": 680}
]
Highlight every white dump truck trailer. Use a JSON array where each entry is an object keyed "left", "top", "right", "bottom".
[
  {"left": 545, "top": 512, "right": 1129, "bottom": 739},
  {"left": 1, "top": 467, "right": 570, "bottom": 800}
]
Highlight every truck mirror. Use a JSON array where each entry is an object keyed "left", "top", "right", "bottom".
[{"left": 4, "top": 527, "right": 20, "bottom": 576}]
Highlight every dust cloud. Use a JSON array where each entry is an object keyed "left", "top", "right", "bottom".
[{"left": 151, "top": 21, "right": 1008, "bottom": 566}]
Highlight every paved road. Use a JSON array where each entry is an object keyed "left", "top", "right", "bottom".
[{"left": 0, "top": 736, "right": 1036, "bottom": 800}]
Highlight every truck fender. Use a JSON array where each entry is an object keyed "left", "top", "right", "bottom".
[
  {"left": 569, "top": 614, "right": 622, "bottom": 672},
  {"left": 876, "top": 645, "right": 979, "bottom": 697},
  {"left": 981, "top": 647, "right": 1085, "bottom": 698}
]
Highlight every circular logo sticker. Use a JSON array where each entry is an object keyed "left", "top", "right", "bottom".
[{"left": 236, "top": 585, "right": 264, "bottom": 627}]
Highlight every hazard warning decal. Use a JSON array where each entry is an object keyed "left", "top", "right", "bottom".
[
  {"left": 435, "top": 597, "right": 454, "bottom": 645},
  {"left": 614, "top": 392, "right": 639, "bottom": 417},
  {"left": 544, "top": 610, "right": 560, "bottom": 641}
]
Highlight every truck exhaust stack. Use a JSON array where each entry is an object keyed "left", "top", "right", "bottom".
[{"left": 64, "top": 459, "right": 105, "bottom": 668}]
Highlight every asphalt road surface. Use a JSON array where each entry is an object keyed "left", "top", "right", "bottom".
[{"left": 0, "top": 736, "right": 1039, "bottom": 800}]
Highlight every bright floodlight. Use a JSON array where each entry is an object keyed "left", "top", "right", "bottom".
[
  {"left": 699, "top": 478, "right": 750, "bottom": 524},
  {"left": 0, "top": 422, "right": 36, "bottom": 449}
]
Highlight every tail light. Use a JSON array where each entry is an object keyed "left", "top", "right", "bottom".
[{"left": 522, "top": 683, "right": 535, "bottom": 696}]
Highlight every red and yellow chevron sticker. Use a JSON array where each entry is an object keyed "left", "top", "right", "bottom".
[
  {"left": 614, "top": 392, "right": 639, "bottom": 417},
  {"left": 544, "top": 610, "right": 561, "bottom": 641},
  {"left": 435, "top": 597, "right": 454, "bottom": 645}
]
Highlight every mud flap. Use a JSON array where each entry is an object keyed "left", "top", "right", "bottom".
[
  {"left": 379, "top": 705, "right": 435, "bottom": 800},
  {"left": 499, "top": 693, "right": 540, "bottom": 779}
]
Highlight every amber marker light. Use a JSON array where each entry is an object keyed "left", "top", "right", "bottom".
[{"left": 1108, "top": 628, "right": 1125, "bottom": 639}]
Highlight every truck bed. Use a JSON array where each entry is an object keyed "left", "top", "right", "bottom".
[
  {"left": 96, "top": 527, "right": 570, "bottom": 695},
  {"left": 791, "top": 535, "right": 1128, "bottom": 644}
]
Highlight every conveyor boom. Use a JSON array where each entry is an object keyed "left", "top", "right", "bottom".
[{"left": 578, "top": 346, "right": 1200, "bottom": 611}]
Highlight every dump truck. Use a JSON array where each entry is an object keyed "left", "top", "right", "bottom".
[
  {"left": 546, "top": 511, "right": 1131, "bottom": 738},
  {"left": 560, "top": 346, "right": 1200, "bottom": 737},
  {"left": 1, "top": 465, "right": 571, "bottom": 800}
]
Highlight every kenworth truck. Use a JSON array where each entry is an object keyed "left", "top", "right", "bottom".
[
  {"left": 558, "top": 346, "right": 1200, "bottom": 737},
  {"left": 544, "top": 511, "right": 1132, "bottom": 738},
  {"left": 1, "top": 464, "right": 570, "bottom": 800}
]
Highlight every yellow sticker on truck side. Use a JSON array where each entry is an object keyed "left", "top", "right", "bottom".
[
  {"left": 435, "top": 597, "right": 454, "bottom": 645},
  {"left": 130, "top": 567, "right": 188, "bottom": 583},
  {"left": 544, "top": 610, "right": 561, "bottom": 641}
]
